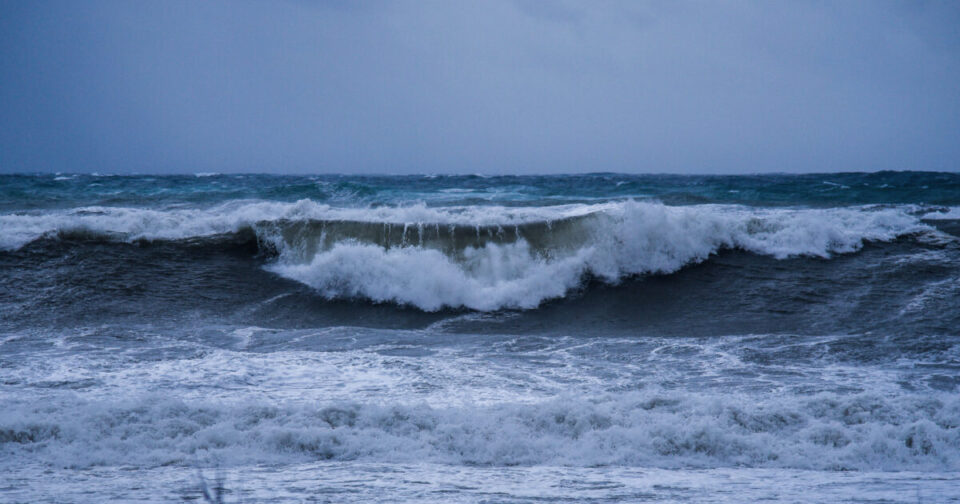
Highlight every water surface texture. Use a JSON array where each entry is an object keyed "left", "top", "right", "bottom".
[{"left": 2, "top": 172, "right": 959, "bottom": 502}]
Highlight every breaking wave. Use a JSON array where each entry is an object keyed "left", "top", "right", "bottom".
[
  {"left": 2, "top": 390, "right": 957, "bottom": 471},
  {"left": 0, "top": 200, "right": 938, "bottom": 310}
]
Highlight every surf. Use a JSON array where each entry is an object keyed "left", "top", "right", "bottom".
[{"left": 1, "top": 200, "right": 944, "bottom": 311}]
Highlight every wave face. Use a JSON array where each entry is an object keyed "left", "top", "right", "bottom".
[{"left": 0, "top": 199, "right": 938, "bottom": 310}]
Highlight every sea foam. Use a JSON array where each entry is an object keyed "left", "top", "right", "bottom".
[{"left": 1, "top": 390, "right": 957, "bottom": 471}]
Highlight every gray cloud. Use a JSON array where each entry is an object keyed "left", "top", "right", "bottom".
[{"left": 1, "top": 0, "right": 958, "bottom": 174}]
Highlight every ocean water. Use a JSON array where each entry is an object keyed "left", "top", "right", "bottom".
[{"left": 1, "top": 171, "right": 959, "bottom": 503}]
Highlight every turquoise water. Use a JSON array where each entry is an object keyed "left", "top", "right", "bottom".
[{"left": 3, "top": 171, "right": 959, "bottom": 210}]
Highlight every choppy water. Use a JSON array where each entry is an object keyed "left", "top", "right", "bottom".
[{"left": 1, "top": 172, "right": 959, "bottom": 503}]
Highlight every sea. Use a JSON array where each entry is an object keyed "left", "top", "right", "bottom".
[{"left": 1, "top": 171, "right": 959, "bottom": 503}]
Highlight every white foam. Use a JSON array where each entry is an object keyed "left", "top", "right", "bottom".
[
  {"left": 1, "top": 390, "right": 956, "bottom": 471},
  {"left": 268, "top": 241, "right": 588, "bottom": 311}
]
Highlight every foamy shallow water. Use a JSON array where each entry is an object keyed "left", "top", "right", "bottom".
[{"left": 3, "top": 327, "right": 959, "bottom": 502}]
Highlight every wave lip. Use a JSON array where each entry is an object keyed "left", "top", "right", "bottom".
[{"left": 0, "top": 200, "right": 606, "bottom": 251}]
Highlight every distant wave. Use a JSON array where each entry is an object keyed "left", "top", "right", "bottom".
[
  {"left": 2, "top": 390, "right": 957, "bottom": 471},
  {"left": 0, "top": 200, "right": 941, "bottom": 310}
]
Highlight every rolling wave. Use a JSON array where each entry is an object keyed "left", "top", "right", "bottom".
[{"left": 1, "top": 200, "right": 941, "bottom": 310}]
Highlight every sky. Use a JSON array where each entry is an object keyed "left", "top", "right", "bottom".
[{"left": 1, "top": 0, "right": 958, "bottom": 175}]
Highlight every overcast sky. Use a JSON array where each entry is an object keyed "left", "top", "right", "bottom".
[{"left": 1, "top": 0, "right": 958, "bottom": 174}]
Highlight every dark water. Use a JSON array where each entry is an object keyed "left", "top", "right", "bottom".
[{"left": 1, "top": 172, "right": 959, "bottom": 502}]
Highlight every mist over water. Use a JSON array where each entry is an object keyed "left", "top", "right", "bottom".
[{"left": 1, "top": 172, "right": 959, "bottom": 502}]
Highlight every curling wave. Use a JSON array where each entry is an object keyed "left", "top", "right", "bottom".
[
  {"left": 0, "top": 200, "right": 939, "bottom": 310},
  {"left": 260, "top": 202, "right": 934, "bottom": 310}
]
